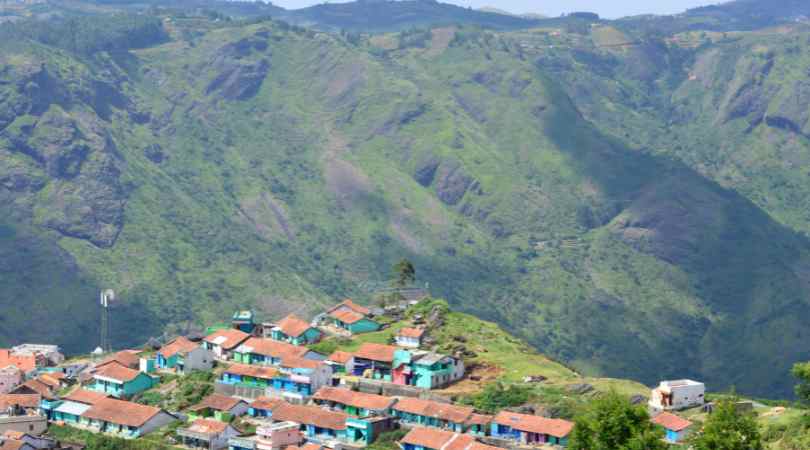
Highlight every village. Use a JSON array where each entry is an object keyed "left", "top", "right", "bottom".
[{"left": 0, "top": 297, "right": 709, "bottom": 450}]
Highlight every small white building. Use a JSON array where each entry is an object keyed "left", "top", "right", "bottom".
[
  {"left": 395, "top": 328, "right": 425, "bottom": 349},
  {"left": 649, "top": 379, "right": 705, "bottom": 411}
]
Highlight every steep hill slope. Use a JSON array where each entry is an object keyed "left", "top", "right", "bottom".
[{"left": 1, "top": 6, "right": 810, "bottom": 399}]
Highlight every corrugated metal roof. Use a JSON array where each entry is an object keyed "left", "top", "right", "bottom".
[{"left": 54, "top": 400, "right": 91, "bottom": 416}]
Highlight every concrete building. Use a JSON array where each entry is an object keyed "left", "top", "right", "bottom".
[{"left": 649, "top": 380, "right": 705, "bottom": 411}]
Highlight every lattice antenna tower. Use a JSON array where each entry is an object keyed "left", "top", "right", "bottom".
[{"left": 100, "top": 289, "right": 115, "bottom": 353}]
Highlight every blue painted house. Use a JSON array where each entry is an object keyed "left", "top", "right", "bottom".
[
  {"left": 392, "top": 397, "right": 473, "bottom": 432},
  {"left": 270, "top": 356, "right": 332, "bottom": 402},
  {"left": 231, "top": 338, "right": 310, "bottom": 367},
  {"left": 491, "top": 411, "right": 573, "bottom": 447},
  {"left": 247, "top": 396, "right": 284, "bottom": 418},
  {"left": 652, "top": 412, "right": 693, "bottom": 443}
]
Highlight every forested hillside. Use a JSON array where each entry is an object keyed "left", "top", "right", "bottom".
[{"left": 2, "top": 0, "right": 810, "bottom": 399}]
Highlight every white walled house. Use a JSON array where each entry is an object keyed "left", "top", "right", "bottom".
[
  {"left": 0, "top": 366, "right": 22, "bottom": 394},
  {"left": 649, "top": 380, "right": 705, "bottom": 411},
  {"left": 395, "top": 328, "right": 425, "bottom": 349}
]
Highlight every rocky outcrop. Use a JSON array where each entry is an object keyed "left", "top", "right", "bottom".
[
  {"left": 434, "top": 158, "right": 474, "bottom": 206},
  {"left": 206, "top": 59, "right": 270, "bottom": 101},
  {"left": 765, "top": 80, "right": 810, "bottom": 136},
  {"left": 206, "top": 33, "right": 272, "bottom": 101},
  {"left": 717, "top": 53, "right": 774, "bottom": 127}
]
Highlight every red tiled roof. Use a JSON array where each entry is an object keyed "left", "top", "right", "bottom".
[
  {"left": 354, "top": 343, "right": 397, "bottom": 363},
  {"left": 159, "top": 337, "right": 199, "bottom": 359},
  {"left": 277, "top": 315, "right": 314, "bottom": 338},
  {"left": 12, "top": 379, "right": 52, "bottom": 398},
  {"left": 280, "top": 356, "right": 322, "bottom": 370},
  {"left": 287, "top": 444, "right": 322, "bottom": 450},
  {"left": 94, "top": 362, "right": 142, "bottom": 383},
  {"left": 190, "top": 394, "right": 245, "bottom": 412},
  {"left": 493, "top": 411, "right": 574, "bottom": 438},
  {"left": 249, "top": 396, "right": 284, "bottom": 411},
  {"left": 393, "top": 398, "right": 473, "bottom": 424},
  {"left": 185, "top": 418, "right": 230, "bottom": 435},
  {"left": 36, "top": 374, "right": 60, "bottom": 389},
  {"left": 271, "top": 403, "right": 347, "bottom": 430},
  {"left": 0, "top": 394, "right": 40, "bottom": 409},
  {"left": 329, "top": 309, "right": 365, "bottom": 325},
  {"left": 97, "top": 350, "right": 140, "bottom": 369},
  {"left": 398, "top": 328, "right": 425, "bottom": 338},
  {"left": 237, "top": 338, "right": 309, "bottom": 359},
  {"left": 64, "top": 389, "right": 109, "bottom": 405},
  {"left": 82, "top": 398, "right": 167, "bottom": 427},
  {"left": 203, "top": 329, "right": 250, "bottom": 350},
  {"left": 401, "top": 427, "right": 474, "bottom": 450},
  {"left": 313, "top": 387, "right": 395, "bottom": 411},
  {"left": 652, "top": 412, "right": 693, "bottom": 432},
  {"left": 328, "top": 299, "right": 370, "bottom": 316},
  {"left": 223, "top": 363, "right": 278, "bottom": 380},
  {"left": 327, "top": 351, "right": 353, "bottom": 364}
]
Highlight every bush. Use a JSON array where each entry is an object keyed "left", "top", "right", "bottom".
[{"left": 460, "top": 382, "right": 532, "bottom": 414}]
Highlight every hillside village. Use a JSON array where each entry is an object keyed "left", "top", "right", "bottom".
[{"left": 0, "top": 296, "right": 782, "bottom": 450}]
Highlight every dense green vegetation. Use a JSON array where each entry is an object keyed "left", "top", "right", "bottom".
[
  {"left": 2, "top": 0, "right": 810, "bottom": 404},
  {"left": 569, "top": 391, "right": 666, "bottom": 450}
]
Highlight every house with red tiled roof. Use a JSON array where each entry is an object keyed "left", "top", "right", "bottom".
[
  {"left": 325, "top": 351, "right": 353, "bottom": 374},
  {"left": 324, "top": 300, "right": 380, "bottom": 335},
  {"left": 188, "top": 394, "right": 249, "bottom": 422},
  {"left": 78, "top": 397, "right": 176, "bottom": 438},
  {"left": 219, "top": 364, "right": 279, "bottom": 391},
  {"left": 652, "top": 412, "right": 693, "bottom": 443},
  {"left": 247, "top": 396, "right": 285, "bottom": 419},
  {"left": 232, "top": 338, "right": 311, "bottom": 367},
  {"left": 392, "top": 398, "right": 474, "bottom": 432},
  {"left": 268, "top": 402, "right": 392, "bottom": 446},
  {"left": 465, "top": 414, "right": 493, "bottom": 437},
  {"left": 0, "top": 394, "right": 41, "bottom": 416},
  {"left": 400, "top": 426, "right": 506, "bottom": 450},
  {"left": 396, "top": 328, "right": 425, "bottom": 348},
  {"left": 349, "top": 343, "right": 410, "bottom": 383},
  {"left": 312, "top": 386, "right": 397, "bottom": 417},
  {"left": 491, "top": 411, "right": 573, "bottom": 447},
  {"left": 47, "top": 389, "right": 110, "bottom": 425},
  {"left": 177, "top": 418, "right": 240, "bottom": 450},
  {"left": 96, "top": 350, "right": 141, "bottom": 370},
  {"left": 269, "top": 315, "right": 323, "bottom": 346},
  {"left": 156, "top": 337, "right": 214, "bottom": 374},
  {"left": 88, "top": 362, "right": 155, "bottom": 399},
  {"left": 203, "top": 329, "right": 251, "bottom": 360}
]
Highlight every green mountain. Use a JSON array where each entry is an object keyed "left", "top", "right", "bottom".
[
  {"left": 284, "top": 0, "right": 543, "bottom": 32},
  {"left": 3, "top": 0, "right": 810, "bottom": 399}
]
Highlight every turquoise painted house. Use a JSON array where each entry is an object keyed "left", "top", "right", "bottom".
[
  {"left": 270, "top": 402, "right": 385, "bottom": 446},
  {"left": 219, "top": 363, "right": 278, "bottom": 389},
  {"left": 269, "top": 314, "right": 322, "bottom": 346},
  {"left": 325, "top": 300, "right": 380, "bottom": 334},
  {"left": 410, "top": 352, "right": 465, "bottom": 389},
  {"left": 491, "top": 411, "right": 573, "bottom": 447},
  {"left": 89, "top": 362, "right": 155, "bottom": 399},
  {"left": 155, "top": 336, "right": 198, "bottom": 370}
]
